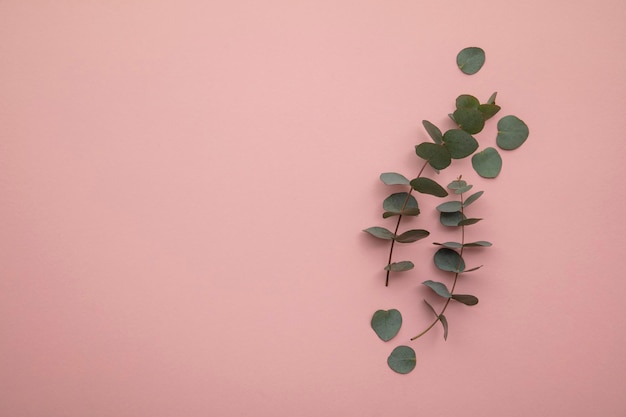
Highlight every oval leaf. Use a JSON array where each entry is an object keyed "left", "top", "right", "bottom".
[
  {"left": 464, "top": 241, "right": 492, "bottom": 247},
  {"left": 442, "top": 129, "right": 479, "bottom": 159},
  {"left": 387, "top": 346, "right": 416, "bottom": 374},
  {"left": 410, "top": 177, "right": 448, "bottom": 197},
  {"left": 363, "top": 227, "right": 395, "bottom": 240},
  {"left": 472, "top": 147, "right": 502, "bottom": 178},
  {"left": 422, "top": 120, "right": 443, "bottom": 145},
  {"left": 415, "top": 142, "right": 451, "bottom": 170},
  {"left": 422, "top": 280, "right": 452, "bottom": 298},
  {"left": 436, "top": 200, "right": 463, "bottom": 213},
  {"left": 451, "top": 294, "right": 479, "bottom": 306},
  {"left": 395, "top": 229, "right": 430, "bottom": 243},
  {"left": 383, "top": 193, "right": 419, "bottom": 216},
  {"left": 457, "top": 47, "right": 485, "bottom": 75},
  {"left": 384, "top": 261, "right": 415, "bottom": 272},
  {"left": 371, "top": 309, "right": 402, "bottom": 341},
  {"left": 434, "top": 248, "right": 465, "bottom": 273},
  {"left": 447, "top": 179, "right": 467, "bottom": 190},
  {"left": 455, "top": 94, "right": 480, "bottom": 109},
  {"left": 463, "top": 190, "right": 484, "bottom": 207},
  {"left": 440, "top": 211, "right": 464, "bottom": 227},
  {"left": 380, "top": 172, "right": 410, "bottom": 185},
  {"left": 458, "top": 218, "right": 482, "bottom": 226},
  {"left": 497, "top": 115, "right": 529, "bottom": 150},
  {"left": 433, "top": 241, "right": 463, "bottom": 249}
]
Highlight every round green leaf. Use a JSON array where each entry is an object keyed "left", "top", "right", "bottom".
[
  {"left": 415, "top": 142, "right": 451, "bottom": 170},
  {"left": 384, "top": 261, "right": 414, "bottom": 272},
  {"left": 387, "top": 346, "right": 416, "bottom": 374},
  {"left": 422, "top": 280, "right": 452, "bottom": 298},
  {"left": 457, "top": 47, "right": 485, "bottom": 75},
  {"left": 497, "top": 115, "right": 529, "bottom": 150},
  {"left": 453, "top": 108, "right": 485, "bottom": 134},
  {"left": 436, "top": 201, "right": 463, "bottom": 213},
  {"left": 380, "top": 172, "right": 410, "bottom": 185},
  {"left": 442, "top": 129, "right": 479, "bottom": 159},
  {"left": 434, "top": 248, "right": 465, "bottom": 273},
  {"left": 383, "top": 193, "right": 419, "bottom": 216},
  {"left": 410, "top": 177, "right": 448, "bottom": 197},
  {"left": 451, "top": 294, "right": 479, "bottom": 306},
  {"left": 455, "top": 94, "right": 480, "bottom": 109},
  {"left": 472, "top": 147, "right": 502, "bottom": 178},
  {"left": 363, "top": 226, "right": 395, "bottom": 240},
  {"left": 422, "top": 120, "right": 443, "bottom": 145},
  {"left": 395, "top": 229, "right": 430, "bottom": 243},
  {"left": 440, "top": 211, "right": 464, "bottom": 227},
  {"left": 371, "top": 309, "right": 402, "bottom": 341}
]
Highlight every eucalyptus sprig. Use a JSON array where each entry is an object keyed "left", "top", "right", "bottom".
[{"left": 366, "top": 47, "right": 530, "bottom": 374}]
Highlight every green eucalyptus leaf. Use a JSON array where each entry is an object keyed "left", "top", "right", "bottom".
[
  {"left": 434, "top": 248, "right": 465, "bottom": 272},
  {"left": 453, "top": 108, "right": 485, "bottom": 134},
  {"left": 371, "top": 309, "right": 402, "bottom": 341},
  {"left": 395, "top": 229, "right": 430, "bottom": 243},
  {"left": 410, "top": 177, "right": 448, "bottom": 197},
  {"left": 447, "top": 179, "right": 467, "bottom": 190},
  {"left": 384, "top": 261, "right": 415, "bottom": 272},
  {"left": 422, "top": 120, "right": 443, "bottom": 145},
  {"left": 472, "top": 147, "right": 502, "bottom": 178},
  {"left": 451, "top": 294, "right": 479, "bottom": 306},
  {"left": 478, "top": 103, "right": 501, "bottom": 120},
  {"left": 463, "top": 191, "right": 484, "bottom": 207},
  {"left": 497, "top": 115, "right": 529, "bottom": 150},
  {"left": 387, "top": 346, "right": 416, "bottom": 374},
  {"left": 436, "top": 201, "right": 463, "bottom": 213},
  {"left": 455, "top": 185, "right": 473, "bottom": 194},
  {"left": 458, "top": 218, "right": 482, "bottom": 226},
  {"left": 439, "top": 314, "right": 449, "bottom": 340},
  {"left": 442, "top": 129, "right": 479, "bottom": 159},
  {"left": 433, "top": 241, "right": 463, "bottom": 249},
  {"left": 464, "top": 241, "right": 492, "bottom": 247},
  {"left": 455, "top": 94, "right": 480, "bottom": 109},
  {"left": 487, "top": 91, "right": 497, "bottom": 104},
  {"left": 423, "top": 299, "right": 438, "bottom": 317},
  {"left": 415, "top": 142, "right": 451, "bottom": 170},
  {"left": 422, "top": 280, "right": 452, "bottom": 298},
  {"left": 457, "top": 47, "right": 485, "bottom": 75},
  {"left": 363, "top": 227, "right": 395, "bottom": 240},
  {"left": 380, "top": 172, "right": 410, "bottom": 185},
  {"left": 440, "top": 211, "right": 464, "bottom": 227},
  {"left": 383, "top": 193, "right": 419, "bottom": 216},
  {"left": 463, "top": 265, "right": 483, "bottom": 272}
]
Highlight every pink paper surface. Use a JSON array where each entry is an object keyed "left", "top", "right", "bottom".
[{"left": 1, "top": 1, "right": 625, "bottom": 416}]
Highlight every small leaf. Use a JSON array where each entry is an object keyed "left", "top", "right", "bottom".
[
  {"left": 415, "top": 142, "right": 451, "bottom": 170},
  {"left": 447, "top": 179, "right": 467, "bottom": 190},
  {"left": 458, "top": 218, "right": 482, "bottom": 226},
  {"left": 451, "top": 294, "right": 479, "bottom": 306},
  {"left": 395, "top": 229, "right": 430, "bottom": 243},
  {"left": 433, "top": 241, "right": 463, "bottom": 249},
  {"left": 384, "top": 261, "right": 415, "bottom": 272},
  {"left": 472, "top": 147, "right": 502, "bottom": 178},
  {"left": 434, "top": 248, "right": 465, "bottom": 273},
  {"left": 439, "top": 314, "right": 449, "bottom": 340},
  {"left": 422, "top": 120, "right": 443, "bottom": 145},
  {"left": 410, "top": 177, "right": 448, "bottom": 197},
  {"left": 463, "top": 265, "right": 483, "bottom": 273},
  {"left": 457, "top": 47, "right": 485, "bottom": 75},
  {"left": 380, "top": 172, "right": 410, "bottom": 185},
  {"left": 454, "top": 184, "right": 473, "bottom": 194},
  {"left": 422, "top": 280, "right": 452, "bottom": 298},
  {"left": 436, "top": 201, "right": 463, "bottom": 213},
  {"left": 423, "top": 299, "right": 438, "bottom": 317},
  {"left": 464, "top": 191, "right": 484, "bottom": 207},
  {"left": 464, "top": 241, "right": 492, "bottom": 247},
  {"left": 383, "top": 193, "right": 419, "bottom": 216},
  {"left": 487, "top": 91, "right": 497, "bottom": 105},
  {"left": 442, "top": 129, "right": 479, "bottom": 159},
  {"left": 478, "top": 103, "right": 501, "bottom": 120},
  {"left": 363, "top": 227, "right": 395, "bottom": 240},
  {"left": 371, "top": 309, "right": 402, "bottom": 341},
  {"left": 497, "top": 115, "right": 529, "bottom": 150},
  {"left": 440, "top": 211, "right": 464, "bottom": 227},
  {"left": 387, "top": 346, "right": 416, "bottom": 374},
  {"left": 453, "top": 108, "right": 485, "bottom": 134},
  {"left": 455, "top": 94, "right": 480, "bottom": 110}
]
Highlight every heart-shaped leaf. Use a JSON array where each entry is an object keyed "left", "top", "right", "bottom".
[
  {"left": 472, "top": 147, "right": 502, "bottom": 178},
  {"left": 363, "top": 227, "right": 395, "bottom": 240},
  {"left": 497, "top": 115, "right": 529, "bottom": 150},
  {"left": 380, "top": 172, "right": 410, "bottom": 185},
  {"left": 410, "top": 177, "right": 448, "bottom": 197},
  {"left": 371, "top": 309, "right": 402, "bottom": 341},
  {"left": 457, "top": 47, "right": 485, "bottom": 75},
  {"left": 387, "top": 346, "right": 416, "bottom": 374},
  {"left": 422, "top": 280, "right": 452, "bottom": 298},
  {"left": 434, "top": 248, "right": 465, "bottom": 273}
]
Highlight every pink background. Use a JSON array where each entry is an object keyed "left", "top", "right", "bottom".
[{"left": 1, "top": 1, "right": 625, "bottom": 416}]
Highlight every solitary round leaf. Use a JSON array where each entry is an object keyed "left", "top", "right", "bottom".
[
  {"left": 380, "top": 172, "right": 410, "bottom": 185},
  {"left": 434, "top": 248, "right": 465, "bottom": 272},
  {"left": 422, "top": 280, "right": 452, "bottom": 298},
  {"left": 451, "top": 294, "right": 479, "bottom": 306},
  {"left": 410, "top": 177, "right": 448, "bottom": 197},
  {"left": 440, "top": 211, "right": 464, "bottom": 227},
  {"left": 436, "top": 200, "right": 463, "bottom": 213},
  {"left": 497, "top": 115, "right": 529, "bottom": 150},
  {"left": 415, "top": 142, "right": 451, "bottom": 170},
  {"left": 442, "top": 129, "right": 479, "bottom": 159},
  {"left": 384, "top": 261, "right": 414, "bottom": 272},
  {"left": 457, "top": 47, "right": 486, "bottom": 75},
  {"left": 371, "top": 309, "right": 402, "bottom": 341},
  {"left": 422, "top": 120, "right": 443, "bottom": 144},
  {"left": 453, "top": 108, "right": 485, "bottom": 134},
  {"left": 395, "top": 229, "right": 430, "bottom": 243},
  {"left": 383, "top": 193, "right": 419, "bottom": 216},
  {"left": 387, "top": 346, "right": 416, "bottom": 374},
  {"left": 472, "top": 147, "right": 502, "bottom": 178}
]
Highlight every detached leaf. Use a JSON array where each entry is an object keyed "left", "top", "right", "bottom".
[
  {"left": 497, "top": 115, "right": 529, "bottom": 150},
  {"left": 422, "top": 120, "right": 443, "bottom": 144},
  {"left": 410, "top": 177, "right": 448, "bottom": 197},
  {"left": 457, "top": 47, "right": 486, "bottom": 75},
  {"left": 395, "top": 229, "right": 430, "bottom": 243},
  {"left": 436, "top": 201, "right": 463, "bottom": 213},
  {"left": 472, "top": 147, "right": 502, "bottom": 178},
  {"left": 371, "top": 309, "right": 402, "bottom": 341},
  {"left": 440, "top": 211, "right": 464, "bottom": 227},
  {"left": 385, "top": 261, "right": 415, "bottom": 272},
  {"left": 422, "top": 280, "right": 452, "bottom": 298},
  {"left": 439, "top": 314, "right": 449, "bottom": 340},
  {"left": 434, "top": 248, "right": 465, "bottom": 273},
  {"left": 451, "top": 294, "right": 479, "bottom": 306},
  {"left": 463, "top": 191, "right": 484, "bottom": 207},
  {"left": 380, "top": 172, "right": 410, "bottom": 185},
  {"left": 383, "top": 193, "right": 419, "bottom": 216},
  {"left": 363, "top": 227, "right": 395, "bottom": 240},
  {"left": 442, "top": 129, "right": 479, "bottom": 159},
  {"left": 387, "top": 346, "right": 416, "bottom": 374},
  {"left": 458, "top": 218, "right": 482, "bottom": 226},
  {"left": 415, "top": 142, "right": 451, "bottom": 170}
]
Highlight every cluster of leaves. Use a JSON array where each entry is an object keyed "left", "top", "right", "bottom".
[{"left": 365, "top": 47, "right": 529, "bottom": 374}]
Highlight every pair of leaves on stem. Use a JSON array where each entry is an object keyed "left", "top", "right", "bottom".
[{"left": 371, "top": 309, "right": 416, "bottom": 374}]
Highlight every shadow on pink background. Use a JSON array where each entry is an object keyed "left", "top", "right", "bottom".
[{"left": 1, "top": 1, "right": 625, "bottom": 416}]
